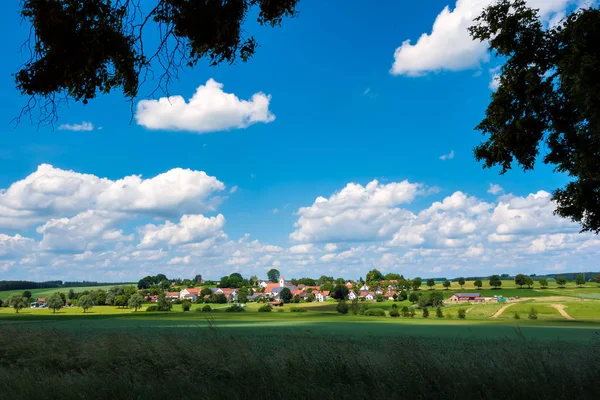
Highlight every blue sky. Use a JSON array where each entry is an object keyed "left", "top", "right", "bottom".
[{"left": 0, "top": 0, "right": 598, "bottom": 282}]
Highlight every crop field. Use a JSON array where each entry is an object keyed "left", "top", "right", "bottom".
[{"left": 0, "top": 284, "right": 132, "bottom": 299}]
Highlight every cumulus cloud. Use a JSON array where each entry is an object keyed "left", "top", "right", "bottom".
[
  {"left": 135, "top": 79, "right": 275, "bottom": 133},
  {"left": 58, "top": 121, "right": 94, "bottom": 131},
  {"left": 290, "top": 179, "right": 427, "bottom": 243},
  {"left": 439, "top": 150, "right": 455, "bottom": 160},
  {"left": 138, "top": 214, "right": 226, "bottom": 248},
  {"left": 390, "top": 0, "right": 575, "bottom": 76},
  {"left": 0, "top": 164, "right": 225, "bottom": 228},
  {"left": 487, "top": 184, "right": 503, "bottom": 195}
]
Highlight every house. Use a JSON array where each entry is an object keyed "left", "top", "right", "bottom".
[
  {"left": 145, "top": 295, "right": 159, "bottom": 303},
  {"left": 347, "top": 290, "right": 358, "bottom": 300},
  {"left": 180, "top": 288, "right": 200, "bottom": 301},
  {"left": 360, "top": 291, "right": 375, "bottom": 301},
  {"left": 263, "top": 283, "right": 280, "bottom": 295},
  {"left": 303, "top": 286, "right": 320, "bottom": 292},
  {"left": 258, "top": 281, "right": 269, "bottom": 289},
  {"left": 359, "top": 284, "right": 369, "bottom": 291},
  {"left": 296, "top": 291, "right": 309, "bottom": 300},
  {"left": 345, "top": 282, "right": 354, "bottom": 289},
  {"left": 30, "top": 301, "right": 45, "bottom": 308},
  {"left": 384, "top": 291, "right": 396, "bottom": 301},
  {"left": 247, "top": 293, "right": 263, "bottom": 302},
  {"left": 374, "top": 287, "right": 384, "bottom": 295},
  {"left": 314, "top": 291, "right": 330, "bottom": 302},
  {"left": 448, "top": 293, "right": 483, "bottom": 303},
  {"left": 165, "top": 291, "right": 180, "bottom": 300},
  {"left": 219, "top": 288, "right": 238, "bottom": 301},
  {"left": 37, "top": 298, "right": 45, "bottom": 304}
]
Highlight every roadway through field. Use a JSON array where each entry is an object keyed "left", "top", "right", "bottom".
[
  {"left": 490, "top": 303, "right": 514, "bottom": 319},
  {"left": 551, "top": 304, "right": 575, "bottom": 320}
]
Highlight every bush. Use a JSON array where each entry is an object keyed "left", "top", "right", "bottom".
[
  {"left": 389, "top": 308, "right": 400, "bottom": 317},
  {"left": 363, "top": 308, "right": 386, "bottom": 317},
  {"left": 401, "top": 306, "right": 410, "bottom": 317},
  {"left": 258, "top": 304, "right": 273, "bottom": 312},
  {"left": 181, "top": 300, "right": 191, "bottom": 312},
  {"left": 225, "top": 305, "right": 245, "bottom": 312},
  {"left": 422, "top": 307, "right": 429, "bottom": 318},
  {"left": 528, "top": 307, "right": 538, "bottom": 320},
  {"left": 277, "top": 308, "right": 284, "bottom": 312},
  {"left": 290, "top": 307, "right": 307, "bottom": 312},
  {"left": 457, "top": 308, "right": 466, "bottom": 319},
  {"left": 202, "top": 305, "right": 212, "bottom": 312},
  {"left": 513, "top": 312, "right": 521, "bottom": 320},
  {"left": 435, "top": 306, "right": 444, "bottom": 318},
  {"left": 145, "top": 305, "right": 158, "bottom": 312},
  {"left": 336, "top": 300, "right": 349, "bottom": 314}
]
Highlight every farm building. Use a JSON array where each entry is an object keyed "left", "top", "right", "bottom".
[
  {"left": 448, "top": 293, "right": 485, "bottom": 303},
  {"left": 180, "top": 288, "right": 200, "bottom": 301}
]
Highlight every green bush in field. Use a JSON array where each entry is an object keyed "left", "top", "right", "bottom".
[
  {"left": 277, "top": 308, "right": 284, "bottom": 312},
  {"left": 401, "top": 306, "right": 410, "bottom": 317},
  {"left": 528, "top": 308, "right": 538, "bottom": 320},
  {"left": 409, "top": 309, "right": 416, "bottom": 318},
  {"left": 258, "top": 304, "right": 273, "bottom": 312},
  {"left": 363, "top": 308, "right": 386, "bottom": 317},
  {"left": 409, "top": 292, "right": 419, "bottom": 303},
  {"left": 146, "top": 305, "right": 158, "bottom": 312},
  {"left": 457, "top": 308, "right": 466, "bottom": 319},
  {"left": 201, "top": 305, "right": 212, "bottom": 312},
  {"left": 225, "top": 305, "right": 245, "bottom": 312},
  {"left": 436, "top": 306, "right": 444, "bottom": 318},
  {"left": 422, "top": 307, "right": 429, "bottom": 318},
  {"left": 336, "top": 300, "right": 349, "bottom": 314},
  {"left": 290, "top": 307, "right": 307, "bottom": 313},
  {"left": 181, "top": 300, "right": 192, "bottom": 312},
  {"left": 350, "top": 298, "right": 360, "bottom": 315},
  {"left": 513, "top": 312, "right": 521, "bottom": 320},
  {"left": 389, "top": 308, "right": 400, "bottom": 317}
]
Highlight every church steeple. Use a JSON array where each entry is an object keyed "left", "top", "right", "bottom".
[{"left": 279, "top": 276, "right": 285, "bottom": 287}]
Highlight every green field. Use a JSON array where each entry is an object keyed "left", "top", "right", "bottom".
[{"left": 0, "top": 284, "right": 133, "bottom": 299}]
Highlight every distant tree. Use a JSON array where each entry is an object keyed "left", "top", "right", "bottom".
[
  {"left": 8, "top": 294, "right": 26, "bottom": 313},
  {"left": 202, "top": 305, "right": 212, "bottom": 312},
  {"left": 489, "top": 275, "right": 502, "bottom": 289},
  {"left": 366, "top": 269, "right": 384, "bottom": 282},
  {"left": 556, "top": 276, "right": 567, "bottom": 288},
  {"left": 331, "top": 285, "right": 349, "bottom": 301},
  {"left": 409, "top": 308, "right": 416, "bottom": 318},
  {"left": 401, "top": 306, "right": 410, "bottom": 317},
  {"left": 238, "top": 287, "right": 249, "bottom": 304},
  {"left": 280, "top": 287, "right": 293, "bottom": 304},
  {"left": 575, "top": 274, "right": 586, "bottom": 287},
  {"left": 128, "top": 294, "right": 144, "bottom": 312},
  {"left": 412, "top": 277, "right": 422, "bottom": 291},
  {"left": 335, "top": 278, "right": 345, "bottom": 285},
  {"left": 408, "top": 292, "right": 419, "bottom": 304},
  {"left": 426, "top": 279, "right": 435, "bottom": 290},
  {"left": 595, "top": 274, "right": 600, "bottom": 285},
  {"left": 524, "top": 276, "right": 534, "bottom": 289},
  {"left": 443, "top": 280, "right": 451, "bottom": 290},
  {"left": 181, "top": 300, "right": 192, "bottom": 312},
  {"left": 157, "top": 294, "right": 172, "bottom": 311},
  {"left": 193, "top": 274, "right": 203, "bottom": 285},
  {"left": 115, "top": 295, "right": 129, "bottom": 308},
  {"left": 539, "top": 278, "right": 549, "bottom": 289},
  {"left": 350, "top": 298, "right": 360, "bottom": 315},
  {"left": 375, "top": 294, "right": 383, "bottom": 303},
  {"left": 457, "top": 308, "right": 466, "bottom": 319},
  {"left": 436, "top": 306, "right": 444, "bottom": 318},
  {"left": 267, "top": 269, "right": 280, "bottom": 283},
  {"left": 211, "top": 294, "right": 227, "bottom": 304},
  {"left": 307, "top": 294, "right": 315, "bottom": 303},
  {"left": 457, "top": 277, "right": 466, "bottom": 289},
  {"left": 384, "top": 273, "right": 401, "bottom": 280},
  {"left": 513, "top": 312, "right": 521, "bottom": 320},
  {"left": 422, "top": 307, "right": 429, "bottom": 318},
  {"left": 318, "top": 275, "right": 333, "bottom": 285},
  {"left": 46, "top": 293, "right": 64, "bottom": 314},
  {"left": 515, "top": 274, "right": 527, "bottom": 288},
  {"left": 68, "top": 288, "right": 76, "bottom": 300},
  {"left": 336, "top": 300, "right": 349, "bottom": 314},
  {"left": 398, "top": 290, "right": 408, "bottom": 301},
  {"left": 22, "top": 290, "right": 32, "bottom": 299},
  {"left": 528, "top": 307, "right": 538, "bottom": 320},
  {"left": 200, "top": 287, "right": 212, "bottom": 298},
  {"left": 474, "top": 279, "right": 483, "bottom": 289},
  {"left": 389, "top": 307, "right": 400, "bottom": 317},
  {"left": 77, "top": 295, "right": 94, "bottom": 313}
]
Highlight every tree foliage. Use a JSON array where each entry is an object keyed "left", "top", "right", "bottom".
[
  {"left": 279, "top": 287, "right": 292, "bottom": 303},
  {"left": 474, "top": 279, "right": 483, "bottom": 289},
  {"left": 46, "top": 293, "right": 64, "bottom": 313},
  {"left": 426, "top": 279, "right": 435, "bottom": 289},
  {"left": 336, "top": 300, "right": 349, "bottom": 314},
  {"left": 515, "top": 274, "right": 527, "bottom": 288},
  {"left": 556, "top": 276, "right": 567, "bottom": 288},
  {"left": 267, "top": 269, "right": 280, "bottom": 283},
  {"left": 128, "top": 293, "right": 144, "bottom": 311},
  {"left": 469, "top": 1, "right": 600, "bottom": 232},
  {"left": 331, "top": 285, "right": 349, "bottom": 301},
  {"left": 16, "top": 0, "right": 299, "bottom": 125},
  {"left": 77, "top": 295, "right": 94, "bottom": 313},
  {"left": 442, "top": 280, "right": 451, "bottom": 290},
  {"left": 457, "top": 277, "right": 466, "bottom": 288},
  {"left": 411, "top": 277, "right": 422, "bottom": 290},
  {"left": 489, "top": 275, "right": 502, "bottom": 289},
  {"left": 575, "top": 273, "right": 586, "bottom": 286},
  {"left": 8, "top": 294, "right": 26, "bottom": 313},
  {"left": 539, "top": 278, "right": 549, "bottom": 288},
  {"left": 366, "top": 269, "right": 384, "bottom": 282}
]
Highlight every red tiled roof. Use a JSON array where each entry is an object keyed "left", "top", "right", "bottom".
[
  {"left": 183, "top": 288, "right": 200, "bottom": 294},
  {"left": 264, "top": 283, "right": 280, "bottom": 292},
  {"left": 321, "top": 291, "right": 330, "bottom": 296},
  {"left": 166, "top": 292, "right": 180, "bottom": 296}
]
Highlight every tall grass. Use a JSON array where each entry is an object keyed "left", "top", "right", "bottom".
[{"left": 0, "top": 326, "right": 598, "bottom": 399}]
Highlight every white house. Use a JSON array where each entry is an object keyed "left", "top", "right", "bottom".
[
  {"left": 359, "top": 284, "right": 369, "bottom": 291},
  {"left": 347, "top": 290, "right": 357, "bottom": 300},
  {"left": 364, "top": 292, "right": 375, "bottom": 301},
  {"left": 314, "top": 291, "right": 330, "bottom": 302},
  {"left": 180, "top": 288, "right": 200, "bottom": 301},
  {"left": 259, "top": 281, "right": 268, "bottom": 289}
]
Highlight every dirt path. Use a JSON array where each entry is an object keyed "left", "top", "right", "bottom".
[
  {"left": 490, "top": 303, "right": 514, "bottom": 319},
  {"left": 551, "top": 304, "right": 575, "bottom": 320}
]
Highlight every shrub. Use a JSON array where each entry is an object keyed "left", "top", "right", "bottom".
[
  {"left": 290, "top": 307, "right": 307, "bottom": 313},
  {"left": 336, "top": 300, "right": 349, "bottom": 314},
  {"left": 225, "top": 305, "right": 245, "bottom": 312},
  {"left": 258, "top": 304, "right": 273, "bottom": 312},
  {"left": 145, "top": 305, "right": 158, "bottom": 312},
  {"left": 181, "top": 300, "right": 191, "bottom": 312},
  {"left": 277, "top": 308, "right": 284, "bottom": 312},
  {"left": 202, "top": 305, "right": 212, "bottom": 312},
  {"left": 375, "top": 294, "right": 384, "bottom": 302},
  {"left": 389, "top": 308, "right": 400, "bottom": 317},
  {"left": 401, "top": 306, "right": 410, "bottom": 317},
  {"left": 363, "top": 308, "right": 386, "bottom": 317},
  {"left": 445, "top": 313, "right": 454, "bottom": 320},
  {"left": 513, "top": 312, "right": 520, "bottom": 320},
  {"left": 422, "top": 307, "right": 429, "bottom": 318},
  {"left": 457, "top": 308, "right": 466, "bottom": 319},
  {"left": 435, "top": 306, "right": 444, "bottom": 318},
  {"left": 409, "top": 309, "right": 416, "bottom": 318},
  {"left": 528, "top": 307, "right": 538, "bottom": 320}
]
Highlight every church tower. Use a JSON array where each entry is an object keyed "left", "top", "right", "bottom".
[{"left": 279, "top": 276, "right": 285, "bottom": 287}]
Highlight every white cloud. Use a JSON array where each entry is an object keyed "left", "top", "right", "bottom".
[
  {"left": 363, "top": 88, "right": 371, "bottom": 95},
  {"left": 168, "top": 255, "right": 191, "bottom": 265},
  {"left": 290, "top": 179, "right": 427, "bottom": 243},
  {"left": 390, "top": 0, "right": 575, "bottom": 76},
  {"left": 58, "top": 122, "right": 94, "bottom": 131},
  {"left": 487, "top": 184, "right": 503, "bottom": 195},
  {"left": 229, "top": 185, "right": 238, "bottom": 194},
  {"left": 439, "top": 150, "right": 455, "bottom": 160},
  {"left": 0, "top": 164, "right": 225, "bottom": 228},
  {"left": 272, "top": 208, "right": 279, "bottom": 214},
  {"left": 324, "top": 243, "right": 338, "bottom": 252},
  {"left": 135, "top": 79, "right": 275, "bottom": 133},
  {"left": 138, "top": 214, "right": 226, "bottom": 248},
  {"left": 289, "top": 244, "right": 314, "bottom": 254}
]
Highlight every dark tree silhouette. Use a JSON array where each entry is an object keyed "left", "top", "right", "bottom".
[
  {"left": 469, "top": 0, "right": 600, "bottom": 232},
  {"left": 15, "top": 0, "right": 299, "bottom": 126}
]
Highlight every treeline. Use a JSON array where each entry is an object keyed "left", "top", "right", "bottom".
[
  {"left": 0, "top": 281, "right": 62, "bottom": 291},
  {"left": 62, "top": 281, "right": 134, "bottom": 288}
]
